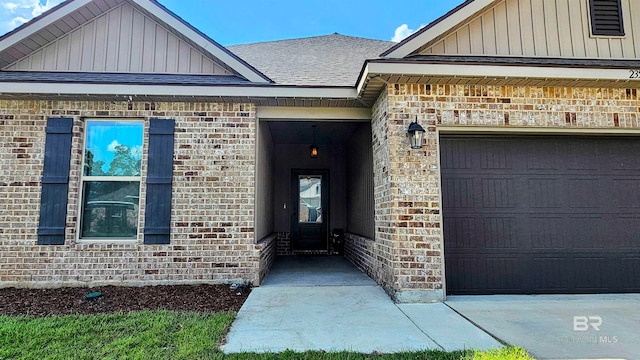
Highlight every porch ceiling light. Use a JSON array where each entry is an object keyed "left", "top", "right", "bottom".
[
  {"left": 408, "top": 117, "right": 426, "bottom": 149},
  {"left": 310, "top": 125, "right": 319, "bottom": 158}
]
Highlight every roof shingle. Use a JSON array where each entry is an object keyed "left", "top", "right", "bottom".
[{"left": 228, "top": 34, "right": 393, "bottom": 86}]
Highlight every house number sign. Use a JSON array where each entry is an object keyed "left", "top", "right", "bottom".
[{"left": 630, "top": 70, "right": 640, "bottom": 79}]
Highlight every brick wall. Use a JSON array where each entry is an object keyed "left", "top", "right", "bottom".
[
  {"left": 0, "top": 100, "right": 261, "bottom": 287},
  {"left": 276, "top": 232, "right": 291, "bottom": 255},
  {"left": 344, "top": 232, "right": 375, "bottom": 279},
  {"left": 256, "top": 233, "right": 277, "bottom": 284},
  {"left": 370, "top": 84, "right": 640, "bottom": 302},
  {"left": 369, "top": 91, "right": 397, "bottom": 294}
]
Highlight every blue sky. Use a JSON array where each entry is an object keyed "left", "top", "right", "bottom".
[
  {"left": 0, "top": 0, "right": 465, "bottom": 45},
  {"left": 85, "top": 121, "right": 143, "bottom": 176}
]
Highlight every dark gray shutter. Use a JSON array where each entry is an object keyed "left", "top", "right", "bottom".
[
  {"left": 144, "top": 119, "right": 175, "bottom": 244},
  {"left": 38, "top": 117, "right": 73, "bottom": 245},
  {"left": 590, "top": 0, "right": 624, "bottom": 36}
]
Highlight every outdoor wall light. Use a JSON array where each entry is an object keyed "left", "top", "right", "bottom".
[
  {"left": 310, "top": 125, "right": 319, "bottom": 158},
  {"left": 408, "top": 118, "right": 426, "bottom": 149}
]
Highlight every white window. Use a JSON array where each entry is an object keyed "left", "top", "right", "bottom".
[{"left": 79, "top": 120, "right": 143, "bottom": 239}]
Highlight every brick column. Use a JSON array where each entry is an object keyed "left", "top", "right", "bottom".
[{"left": 371, "top": 85, "right": 445, "bottom": 302}]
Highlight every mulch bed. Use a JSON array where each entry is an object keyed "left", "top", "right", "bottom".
[{"left": 0, "top": 284, "right": 250, "bottom": 317}]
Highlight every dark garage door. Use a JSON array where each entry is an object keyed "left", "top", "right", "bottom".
[{"left": 442, "top": 135, "right": 640, "bottom": 295}]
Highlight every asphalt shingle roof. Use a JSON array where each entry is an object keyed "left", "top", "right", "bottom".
[
  {"left": 0, "top": 71, "right": 253, "bottom": 85},
  {"left": 228, "top": 34, "right": 394, "bottom": 86}
]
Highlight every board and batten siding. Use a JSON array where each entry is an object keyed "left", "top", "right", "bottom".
[
  {"left": 255, "top": 121, "right": 275, "bottom": 241},
  {"left": 4, "top": 3, "right": 233, "bottom": 75},
  {"left": 346, "top": 123, "right": 375, "bottom": 239},
  {"left": 417, "top": 0, "right": 640, "bottom": 59}
]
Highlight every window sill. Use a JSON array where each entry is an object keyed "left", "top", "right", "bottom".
[{"left": 76, "top": 238, "right": 139, "bottom": 245}]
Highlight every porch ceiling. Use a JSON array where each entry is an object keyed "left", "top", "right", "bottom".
[{"left": 267, "top": 121, "right": 360, "bottom": 145}]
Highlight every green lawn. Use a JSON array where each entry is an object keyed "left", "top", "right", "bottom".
[{"left": 0, "top": 311, "right": 534, "bottom": 360}]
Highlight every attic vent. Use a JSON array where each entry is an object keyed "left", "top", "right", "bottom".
[{"left": 589, "top": 0, "right": 625, "bottom": 36}]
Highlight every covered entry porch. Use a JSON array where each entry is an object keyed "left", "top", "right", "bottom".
[{"left": 254, "top": 107, "right": 377, "bottom": 286}]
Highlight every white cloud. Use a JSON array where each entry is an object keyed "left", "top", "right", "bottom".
[
  {"left": 0, "top": 0, "right": 63, "bottom": 34},
  {"left": 107, "top": 139, "right": 120, "bottom": 152},
  {"left": 3, "top": 3, "right": 19, "bottom": 12},
  {"left": 391, "top": 23, "right": 426, "bottom": 43}
]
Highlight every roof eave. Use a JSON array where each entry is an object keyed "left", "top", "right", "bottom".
[
  {"left": 357, "top": 59, "right": 640, "bottom": 100},
  {"left": 0, "top": 0, "right": 93, "bottom": 51},
  {"left": 0, "top": 82, "right": 358, "bottom": 98}
]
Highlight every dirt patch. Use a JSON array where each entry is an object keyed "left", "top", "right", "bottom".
[{"left": 0, "top": 284, "right": 250, "bottom": 317}]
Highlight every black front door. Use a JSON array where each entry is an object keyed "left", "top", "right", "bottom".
[{"left": 291, "top": 170, "right": 329, "bottom": 252}]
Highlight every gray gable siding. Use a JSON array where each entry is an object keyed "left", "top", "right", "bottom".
[
  {"left": 4, "top": 2, "right": 233, "bottom": 75},
  {"left": 417, "top": 0, "right": 640, "bottom": 59}
]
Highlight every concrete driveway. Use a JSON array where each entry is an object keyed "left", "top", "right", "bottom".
[{"left": 446, "top": 294, "right": 640, "bottom": 360}]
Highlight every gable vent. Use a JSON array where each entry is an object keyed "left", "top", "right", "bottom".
[{"left": 589, "top": 0, "right": 625, "bottom": 36}]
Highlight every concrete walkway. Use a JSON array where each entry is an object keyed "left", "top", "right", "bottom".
[
  {"left": 223, "top": 257, "right": 501, "bottom": 353},
  {"left": 447, "top": 294, "right": 640, "bottom": 360}
]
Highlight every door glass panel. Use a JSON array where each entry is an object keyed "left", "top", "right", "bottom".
[{"left": 299, "top": 176, "right": 322, "bottom": 223}]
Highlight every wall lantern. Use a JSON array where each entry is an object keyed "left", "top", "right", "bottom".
[
  {"left": 310, "top": 125, "right": 319, "bottom": 158},
  {"left": 408, "top": 118, "right": 426, "bottom": 149}
]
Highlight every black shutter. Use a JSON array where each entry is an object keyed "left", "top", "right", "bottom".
[
  {"left": 144, "top": 119, "right": 175, "bottom": 244},
  {"left": 38, "top": 117, "right": 73, "bottom": 245},
  {"left": 590, "top": 0, "right": 624, "bottom": 36}
]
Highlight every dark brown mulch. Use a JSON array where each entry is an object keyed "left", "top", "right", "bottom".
[{"left": 0, "top": 284, "right": 250, "bottom": 317}]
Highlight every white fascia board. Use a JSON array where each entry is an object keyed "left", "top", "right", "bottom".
[
  {"left": 0, "top": 0, "right": 94, "bottom": 52},
  {"left": 0, "top": 83, "right": 358, "bottom": 98},
  {"left": 257, "top": 106, "right": 371, "bottom": 120},
  {"left": 384, "top": 0, "right": 494, "bottom": 59},
  {"left": 356, "top": 63, "right": 371, "bottom": 95},
  {"left": 365, "top": 62, "right": 640, "bottom": 83},
  {"left": 133, "top": 0, "right": 269, "bottom": 83}
]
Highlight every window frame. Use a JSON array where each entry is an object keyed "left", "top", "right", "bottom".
[
  {"left": 588, "top": 0, "right": 625, "bottom": 37},
  {"left": 77, "top": 118, "right": 144, "bottom": 242}
]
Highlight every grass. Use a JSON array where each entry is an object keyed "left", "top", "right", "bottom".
[{"left": 0, "top": 311, "right": 534, "bottom": 360}]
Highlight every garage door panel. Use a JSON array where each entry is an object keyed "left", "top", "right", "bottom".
[
  {"left": 443, "top": 136, "right": 640, "bottom": 295},
  {"left": 568, "top": 178, "right": 602, "bottom": 209},
  {"left": 530, "top": 217, "right": 565, "bottom": 249},
  {"left": 610, "top": 142, "right": 640, "bottom": 170},
  {"left": 618, "top": 258, "right": 640, "bottom": 291},
  {"left": 443, "top": 178, "right": 475, "bottom": 208},
  {"left": 479, "top": 140, "right": 513, "bottom": 170},
  {"left": 443, "top": 216, "right": 478, "bottom": 249},
  {"left": 526, "top": 141, "right": 561, "bottom": 170},
  {"left": 485, "top": 257, "right": 522, "bottom": 292},
  {"left": 567, "top": 216, "right": 605, "bottom": 249},
  {"left": 440, "top": 139, "right": 474, "bottom": 170},
  {"left": 481, "top": 178, "right": 517, "bottom": 208},
  {"left": 527, "top": 178, "right": 563, "bottom": 208},
  {"left": 612, "top": 179, "right": 640, "bottom": 208},
  {"left": 611, "top": 216, "right": 640, "bottom": 247},
  {"left": 445, "top": 257, "right": 485, "bottom": 293},
  {"left": 566, "top": 140, "right": 601, "bottom": 170},
  {"left": 530, "top": 257, "right": 571, "bottom": 292},
  {"left": 482, "top": 217, "right": 519, "bottom": 249},
  {"left": 573, "top": 257, "right": 610, "bottom": 291}
]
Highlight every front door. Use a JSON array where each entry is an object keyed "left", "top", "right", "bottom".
[{"left": 291, "top": 170, "right": 329, "bottom": 252}]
